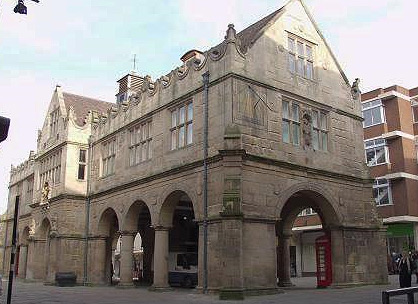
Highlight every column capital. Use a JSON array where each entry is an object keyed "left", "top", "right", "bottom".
[
  {"left": 118, "top": 230, "right": 137, "bottom": 237},
  {"left": 153, "top": 226, "right": 171, "bottom": 232}
]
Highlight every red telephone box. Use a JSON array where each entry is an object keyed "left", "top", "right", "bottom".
[{"left": 315, "top": 234, "right": 332, "bottom": 288}]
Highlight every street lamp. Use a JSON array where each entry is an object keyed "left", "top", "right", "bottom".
[
  {"left": 14, "top": 0, "right": 39, "bottom": 15},
  {"left": 0, "top": 116, "right": 10, "bottom": 143}
]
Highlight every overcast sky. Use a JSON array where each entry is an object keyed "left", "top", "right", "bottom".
[{"left": 0, "top": 0, "right": 416, "bottom": 213}]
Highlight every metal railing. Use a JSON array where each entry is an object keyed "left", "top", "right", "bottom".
[{"left": 382, "top": 286, "right": 418, "bottom": 304}]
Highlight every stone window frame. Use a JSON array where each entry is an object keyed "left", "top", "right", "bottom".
[
  {"left": 311, "top": 109, "right": 328, "bottom": 151},
  {"left": 364, "top": 137, "right": 389, "bottom": 167},
  {"left": 78, "top": 148, "right": 87, "bottom": 180},
  {"left": 128, "top": 120, "right": 152, "bottom": 166},
  {"left": 39, "top": 149, "right": 62, "bottom": 189},
  {"left": 282, "top": 100, "right": 300, "bottom": 145},
  {"left": 101, "top": 138, "right": 116, "bottom": 177},
  {"left": 287, "top": 34, "right": 314, "bottom": 80},
  {"left": 50, "top": 108, "right": 59, "bottom": 139},
  {"left": 170, "top": 101, "right": 193, "bottom": 150},
  {"left": 362, "top": 99, "right": 385, "bottom": 128},
  {"left": 373, "top": 178, "right": 392, "bottom": 206}
]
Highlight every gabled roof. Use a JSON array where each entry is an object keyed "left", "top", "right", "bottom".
[
  {"left": 236, "top": 6, "right": 285, "bottom": 51},
  {"left": 62, "top": 92, "right": 113, "bottom": 126},
  {"left": 215, "top": 0, "right": 350, "bottom": 86}
]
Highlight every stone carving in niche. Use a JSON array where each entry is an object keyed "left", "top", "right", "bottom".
[{"left": 302, "top": 111, "right": 312, "bottom": 149}]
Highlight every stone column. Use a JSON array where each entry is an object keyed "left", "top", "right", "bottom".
[
  {"left": 88, "top": 236, "right": 108, "bottom": 285},
  {"left": 119, "top": 231, "right": 136, "bottom": 287},
  {"left": 278, "top": 233, "right": 293, "bottom": 287},
  {"left": 18, "top": 245, "right": 28, "bottom": 279},
  {"left": 152, "top": 226, "right": 170, "bottom": 289}
]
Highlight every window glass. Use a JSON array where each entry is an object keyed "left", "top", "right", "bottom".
[
  {"left": 282, "top": 101, "right": 289, "bottom": 119},
  {"left": 171, "top": 111, "right": 177, "bottom": 128},
  {"left": 296, "top": 58, "right": 304, "bottom": 76},
  {"left": 187, "top": 103, "right": 193, "bottom": 121},
  {"left": 288, "top": 37, "right": 295, "bottom": 53},
  {"left": 288, "top": 54, "right": 295, "bottom": 73},
  {"left": 282, "top": 121, "right": 290, "bottom": 143},
  {"left": 297, "top": 41, "right": 304, "bottom": 56},
  {"left": 363, "top": 110, "right": 373, "bottom": 127},
  {"left": 292, "top": 124, "right": 300, "bottom": 145},
  {"left": 187, "top": 123, "right": 193, "bottom": 145},
  {"left": 306, "top": 45, "right": 312, "bottom": 60},
  {"left": 292, "top": 104, "right": 299, "bottom": 121},
  {"left": 312, "top": 111, "right": 318, "bottom": 128},
  {"left": 179, "top": 106, "right": 186, "bottom": 124},
  {"left": 306, "top": 61, "right": 313, "bottom": 79}
]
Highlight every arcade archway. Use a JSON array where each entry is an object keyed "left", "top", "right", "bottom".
[
  {"left": 154, "top": 191, "right": 198, "bottom": 288},
  {"left": 277, "top": 189, "right": 341, "bottom": 288}
]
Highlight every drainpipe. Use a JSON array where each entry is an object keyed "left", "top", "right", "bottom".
[
  {"left": 202, "top": 71, "right": 210, "bottom": 293},
  {"left": 83, "top": 135, "right": 93, "bottom": 285}
]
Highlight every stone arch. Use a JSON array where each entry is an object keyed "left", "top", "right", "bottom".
[
  {"left": 275, "top": 182, "right": 343, "bottom": 231},
  {"left": 275, "top": 182, "right": 344, "bottom": 287},
  {"left": 158, "top": 190, "right": 196, "bottom": 227},
  {"left": 97, "top": 207, "right": 120, "bottom": 236},
  {"left": 121, "top": 200, "right": 151, "bottom": 232},
  {"left": 119, "top": 200, "right": 154, "bottom": 285},
  {"left": 156, "top": 184, "right": 199, "bottom": 225},
  {"left": 19, "top": 226, "right": 30, "bottom": 246},
  {"left": 38, "top": 217, "right": 51, "bottom": 239}
]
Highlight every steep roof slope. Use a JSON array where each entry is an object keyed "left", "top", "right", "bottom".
[
  {"left": 62, "top": 92, "right": 113, "bottom": 126},
  {"left": 212, "top": 0, "right": 349, "bottom": 86}
]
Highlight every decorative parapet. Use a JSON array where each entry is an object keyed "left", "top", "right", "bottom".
[
  {"left": 91, "top": 23, "right": 247, "bottom": 142},
  {"left": 9, "top": 150, "right": 35, "bottom": 184}
]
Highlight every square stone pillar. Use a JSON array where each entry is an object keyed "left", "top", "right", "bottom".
[
  {"left": 17, "top": 245, "right": 28, "bottom": 279},
  {"left": 88, "top": 237, "right": 107, "bottom": 285},
  {"left": 151, "top": 226, "right": 170, "bottom": 290},
  {"left": 119, "top": 231, "right": 136, "bottom": 287}
]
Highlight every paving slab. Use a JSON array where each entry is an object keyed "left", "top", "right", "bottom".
[{"left": 0, "top": 275, "right": 416, "bottom": 304}]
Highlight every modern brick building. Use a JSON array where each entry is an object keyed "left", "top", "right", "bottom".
[
  {"left": 361, "top": 85, "right": 418, "bottom": 259},
  {"left": 1, "top": 0, "right": 387, "bottom": 297}
]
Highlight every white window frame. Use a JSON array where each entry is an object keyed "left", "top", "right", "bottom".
[
  {"left": 362, "top": 99, "right": 385, "bottom": 128},
  {"left": 282, "top": 100, "right": 300, "bottom": 145},
  {"left": 373, "top": 178, "right": 392, "bottom": 206},
  {"left": 129, "top": 121, "right": 152, "bottom": 166},
  {"left": 412, "top": 105, "right": 418, "bottom": 123},
  {"left": 364, "top": 137, "right": 389, "bottom": 167},
  {"left": 287, "top": 35, "right": 314, "bottom": 80},
  {"left": 170, "top": 102, "right": 193, "bottom": 150}
]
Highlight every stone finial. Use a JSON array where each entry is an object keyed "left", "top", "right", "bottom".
[
  {"left": 351, "top": 78, "right": 361, "bottom": 100},
  {"left": 225, "top": 23, "right": 236, "bottom": 41}
]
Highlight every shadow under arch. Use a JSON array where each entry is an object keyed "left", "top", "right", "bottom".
[
  {"left": 17, "top": 226, "right": 31, "bottom": 279},
  {"left": 155, "top": 190, "right": 199, "bottom": 288},
  {"left": 276, "top": 186, "right": 342, "bottom": 288},
  {"left": 97, "top": 207, "right": 120, "bottom": 285},
  {"left": 157, "top": 185, "right": 199, "bottom": 225},
  {"left": 98, "top": 207, "right": 120, "bottom": 236},
  {"left": 276, "top": 182, "right": 343, "bottom": 230},
  {"left": 121, "top": 200, "right": 154, "bottom": 285}
]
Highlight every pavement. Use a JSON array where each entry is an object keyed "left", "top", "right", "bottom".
[{"left": 0, "top": 275, "right": 415, "bottom": 304}]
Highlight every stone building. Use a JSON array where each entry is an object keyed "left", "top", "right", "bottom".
[{"left": 2, "top": 0, "right": 387, "bottom": 297}]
